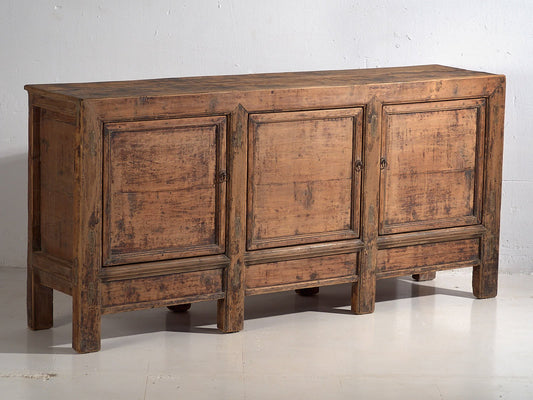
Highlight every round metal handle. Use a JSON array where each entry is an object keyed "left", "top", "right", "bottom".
[
  {"left": 380, "top": 157, "right": 388, "bottom": 170},
  {"left": 354, "top": 159, "right": 364, "bottom": 172}
]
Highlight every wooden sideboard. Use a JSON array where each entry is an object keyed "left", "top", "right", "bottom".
[{"left": 25, "top": 65, "right": 505, "bottom": 353}]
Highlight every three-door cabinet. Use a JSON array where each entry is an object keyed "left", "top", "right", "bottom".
[{"left": 25, "top": 65, "right": 505, "bottom": 353}]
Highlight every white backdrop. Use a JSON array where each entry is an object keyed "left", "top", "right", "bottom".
[{"left": 1, "top": 0, "right": 531, "bottom": 272}]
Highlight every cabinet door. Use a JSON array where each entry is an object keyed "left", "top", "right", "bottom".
[
  {"left": 103, "top": 116, "right": 226, "bottom": 265},
  {"left": 379, "top": 99, "right": 485, "bottom": 235},
  {"left": 247, "top": 108, "right": 363, "bottom": 250}
]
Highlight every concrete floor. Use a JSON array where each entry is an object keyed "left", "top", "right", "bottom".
[{"left": 0, "top": 266, "right": 532, "bottom": 399}]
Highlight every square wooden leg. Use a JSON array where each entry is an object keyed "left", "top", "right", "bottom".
[
  {"left": 352, "top": 275, "right": 376, "bottom": 315},
  {"left": 472, "top": 262, "right": 498, "bottom": 299},
  {"left": 27, "top": 267, "right": 53, "bottom": 330},
  {"left": 217, "top": 298, "right": 244, "bottom": 333},
  {"left": 72, "top": 295, "right": 101, "bottom": 353}
]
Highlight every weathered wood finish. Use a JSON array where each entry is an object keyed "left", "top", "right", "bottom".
[
  {"left": 72, "top": 102, "right": 102, "bottom": 353},
  {"left": 380, "top": 99, "right": 485, "bottom": 234},
  {"left": 103, "top": 116, "right": 226, "bottom": 265},
  {"left": 25, "top": 65, "right": 505, "bottom": 353},
  {"left": 101, "top": 268, "right": 225, "bottom": 312},
  {"left": 474, "top": 82, "right": 506, "bottom": 298},
  {"left": 352, "top": 97, "right": 381, "bottom": 315},
  {"left": 247, "top": 108, "right": 362, "bottom": 249},
  {"left": 245, "top": 253, "right": 358, "bottom": 293},
  {"left": 377, "top": 238, "right": 480, "bottom": 277},
  {"left": 39, "top": 109, "right": 76, "bottom": 262},
  {"left": 217, "top": 105, "right": 247, "bottom": 333}
]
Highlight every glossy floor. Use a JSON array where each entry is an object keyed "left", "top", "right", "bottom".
[{"left": 1, "top": 266, "right": 532, "bottom": 399}]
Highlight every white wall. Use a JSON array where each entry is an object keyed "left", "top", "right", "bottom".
[{"left": 1, "top": 0, "right": 532, "bottom": 272}]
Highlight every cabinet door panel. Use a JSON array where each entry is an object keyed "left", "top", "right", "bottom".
[
  {"left": 103, "top": 116, "right": 226, "bottom": 265},
  {"left": 247, "top": 108, "right": 363, "bottom": 250},
  {"left": 380, "top": 99, "right": 485, "bottom": 235}
]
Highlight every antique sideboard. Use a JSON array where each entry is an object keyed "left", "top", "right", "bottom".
[{"left": 25, "top": 65, "right": 505, "bottom": 352}]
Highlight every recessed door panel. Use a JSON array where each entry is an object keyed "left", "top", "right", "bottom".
[
  {"left": 380, "top": 99, "right": 485, "bottom": 235},
  {"left": 247, "top": 108, "right": 363, "bottom": 250},
  {"left": 103, "top": 116, "right": 226, "bottom": 265}
]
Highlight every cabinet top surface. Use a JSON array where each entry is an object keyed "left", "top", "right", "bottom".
[{"left": 25, "top": 64, "right": 500, "bottom": 100}]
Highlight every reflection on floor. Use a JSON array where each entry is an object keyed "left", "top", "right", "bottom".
[{"left": 1, "top": 266, "right": 532, "bottom": 399}]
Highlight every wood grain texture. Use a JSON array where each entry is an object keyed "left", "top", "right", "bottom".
[
  {"left": 100, "top": 255, "right": 229, "bottom": 282},
  {"left": 101, "top": 269, "right": 224, "bottom": 310},
  {"left": 474, "top": 78, "right": 506, "bottom": 299},
  {"left": 27, "top": 98, "right": 53, "bottom": 331},
  {"left": 103, "top": 116, "right": 226, "bottom": 265},
  {"left": 217, "top": 105, "right": 247, "bottom": 332},
  {"left": 380, "top": 99, "right": 485, "bottom": 234},
  {"left": 247, "top": 277, "right": 356, "bottom": 296},
  {"left": 247, "top": 108, "right": 362, "bottom": 249},
  {"left": 72, "top": 102, "right": 101, "bottom": 353},
  {"left": 24, "top": 65, "right": 494, "bottom": 100},
  {"left": 352, "top": 98, "right": 381, "bottom": 315},
  {"left": 246, "top": 253, "right": 357, "bottom": 291},
  {"left": 25, "top": 66, "right": 505, "bottom": 353},
  {"left": 39, "top": 109, "right": 76, "bottom": 262},
  {"left": 245, "top": 240, "right": 364, "bottom": 265},
  {"left": 377, "top": 239, "right": 480, "bottom": 275},
  {"left": 377, "top": 225, "right": 486, "bottom": 249}
]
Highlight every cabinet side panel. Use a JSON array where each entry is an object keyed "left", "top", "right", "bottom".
[{"left": 39, "top": 109, "right": 76, "bottom": 262}]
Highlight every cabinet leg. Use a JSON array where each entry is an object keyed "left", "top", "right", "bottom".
[
  {"left": 167, "top": 303, "right": 191, "bottom": 313},
  {"left": 27, "top": 267, "right": 53, "bottom": 330},
  {"left": 295, "top": 287, "right": 320, "bottom": 296},
  {"left": 412, "top": 271, "right": 437, "bottom": 281},
  {"left": 72, "top": 281, "right": 101, "bottom": 353},
  {"left": 217, "top": 298, "right": 244, "bottom": 333},
  {"left": 472, "top": 262, "right": 498, "bottom": 299},
  {"left": 351, "top": 275, "right": 376, "bottom": 314},
  {"left": 72, "top": 301, "right": 101, "bottom": 353}
]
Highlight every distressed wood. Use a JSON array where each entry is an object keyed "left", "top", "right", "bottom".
[
  {"left": 377, "top": 225, "right": 485, "bottom": 249},
  {"left": 247, "top": 109, "right": 362, "bottom": 249},
  {"left": 27, "top": 100, "right": 53, "bottom": 330},
  {"left": 246, "top": 276, "right": 357, "bottom": 296},
  {"left": 104, "top": 293, "right": 223, "bottom": 315},
  {"left": 99, "top": 255, "right": 229, "bottom": 282},
  {"left": 217, "top": 105, "right": 247, "bottom": 332},
  {"left": 32, "top": 252, "right": 73, "bottom": 284},
  {"left": 24, "top": 65, "right": 494, "bottom": 99},
  {"left": 246, "top": 253, "right": 357, "bottom": 291},
  {"left": 72, "top": 102, "right": 101, "bottom": 353},
  {"left": 377, "top": 260, "right": 477, "bottom": 280},
  {"left": 26, "top": 65, "right": 505, "bottom": 353},
  {"left": 352, "top": 97, "right": 381, "bottom": 314},
  {"left": 474, "top": 79, "right": 506, "bottom": 298},
  {"left": 101, "top": 269, "right": 224, "bottom": 309},
  {"left": 245, "top": 240, "right": 364, "bottom": 265},
  {"left": 103, "top": 116, "right": 226, "bottom": 265},
  {"left": 377, "top": 239, "right": 480, "bottom": 276},
  {"left": 39, "top": 108, "right": 76, "bottom": 262},
  {"left": 380, "top": 99, "right": 485, "bottom": 234},
  {"left": 35, "top": 269, "right": 72, "bottom": 296}
]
